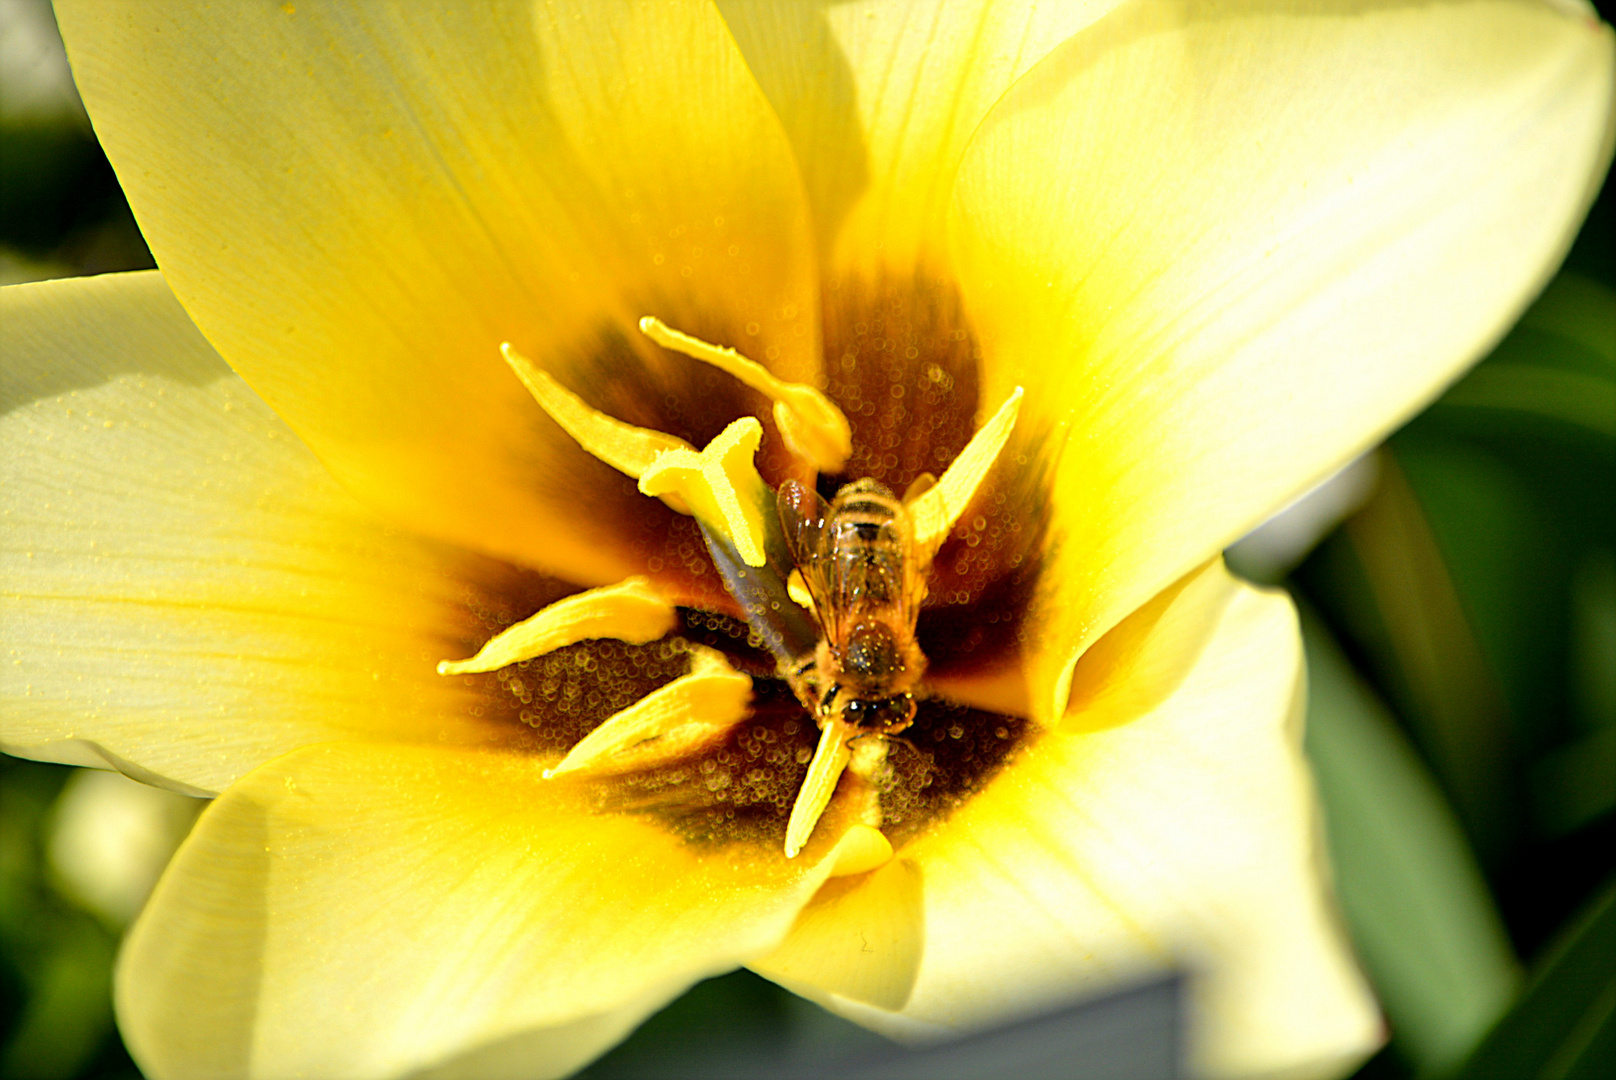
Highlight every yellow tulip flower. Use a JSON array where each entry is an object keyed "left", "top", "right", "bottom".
[{"left": 3, "top": 1, "right": 1611, "bottom": 1078}]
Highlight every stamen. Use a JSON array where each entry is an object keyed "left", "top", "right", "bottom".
[
  {"left": 545, "top": 648, "right": 752, "bottom": 778},
  {"left": 437, "top": 576, "right": 676, "bottom": 676},
  {"left": 638, "top": 418, "right": 773, "bottom": 567},
  {"left": 785, "top": 717, "right": 854, "bottom": 858},
  {"left": 639, "top": 315, "right": 853, "bottom": 474},
  {"left": 902, "top": 473, "right": 937, "bottom": 503},
  {"left": 907, "top": 386, "right": 1024, "bottom": 560},
  {"left": 501, "top": 343, "right": 692, "bottom": 510}
]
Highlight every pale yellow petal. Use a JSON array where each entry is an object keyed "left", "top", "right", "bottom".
[
  {"left": 0, "top": 273, "right": 558, "bottom": 794},
  {"left": 825, "top": 823, "right": 896, "bottom": 879},
  {"left": 948, "top": 0, "right": 1615, "bottom": 722},
  {"left": 753, "top": 859, "right": 924, "bottom": 1012},
  {"left": 55, "top": 0, "right": 819, "bottom": 582},
  {"left": 117, "top": 741, "right": 855, "bottom": 1080},
  {"left": 717, "top": 0, "right": 1125, "bottom": 272},
  {"left": 765, "top": 563, "right": 1381, "bottom": 1079}
]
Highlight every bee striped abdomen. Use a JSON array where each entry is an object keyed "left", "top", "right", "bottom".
[{"left": 777, "top": 477, "right": 926, "bottom": 737}]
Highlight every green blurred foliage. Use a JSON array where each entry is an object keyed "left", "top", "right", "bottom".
[
  {"left": 0, "top": 759, "right": 141, "bottom": 1080},
  {"left": 1452, "top": 880, "right": 1615, "bottom": 1080},
  {"left": 576, "top": 968, "right": 887, "bottom": 1078},
  {"left": 1301, "top": 607, "right": 1520, "bottom": 1076},
  {"left": 1296, "top": 263, "right": 1615, "bottom": 1075},
  {"left": 0, "top": 0, "right": 151, "bottom": 282}
]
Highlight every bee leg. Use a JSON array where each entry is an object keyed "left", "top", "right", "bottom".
[
  {"left": 882, "top": 733, "right": 921, "bottom": 757},
  {"left": 816, "top": 682, "right": 841, "bottom": 722}
]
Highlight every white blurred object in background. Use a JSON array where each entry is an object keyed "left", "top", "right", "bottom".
[{"left": 46, "top": 769, "right": 201, "bottom": 927}]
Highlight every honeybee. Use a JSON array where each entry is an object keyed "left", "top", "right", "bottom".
[{"left": 777, "top": 478, "right": 928, "bottom": 734}]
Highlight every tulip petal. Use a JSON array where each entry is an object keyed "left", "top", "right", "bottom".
[
  {"left": 54, "top": 0, "right": 820, "bottom": 582},
  {"left": 753, "top": 859, "right": 925, "bottom": 1011},
  {"left": 717, "top": 0, "right": 1126, "bottom": 272},
  {"left": 0, "top": 273, "right": 571, "bottom": 794},
  {"left": 762, "top": 562, "right": 1381, "bottom": 1079},
  {"left": 947, "top": 0, "right": 1615, "bottom": 721},
  {"left": 117, "top": 740, "right": 853, "bottom": 1080}
]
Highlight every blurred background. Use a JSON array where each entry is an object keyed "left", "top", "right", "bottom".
[{"left": 2, "top": 0, "right": 1611, "bottom": 1076}]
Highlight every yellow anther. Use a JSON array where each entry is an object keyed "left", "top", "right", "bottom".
[
  {"left": 639, "top": 417, "right": 773, "bottom": 567},
  {"left": 908, "top": 386, "right": 1024, "bottom": 560},
  {"left": 437, "top": 577, "right": 676, "bottom": 676},
  {"left": 639, "top": 316, "right": 852, "bottom": 474},
  {"left": 545, "top": 647, "right": 752, "bottom": 778},
  {"left": 501, "top": 343, "right": 692, "bottom": 494},
  {"left": 785, "top": 717, "right": 854, "bottom": 858}
]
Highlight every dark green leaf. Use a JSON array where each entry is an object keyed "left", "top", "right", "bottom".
[
  {"left": 1449, "top": 878, "right": 1616, "bottom": 1080},
  {"left": 1301, "top": 608, "right": 1519, "bottom": 1075}
]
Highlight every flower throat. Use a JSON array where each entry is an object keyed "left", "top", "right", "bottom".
[{"left": 441, "top": 280, "right": 1037, "bottom": 859}]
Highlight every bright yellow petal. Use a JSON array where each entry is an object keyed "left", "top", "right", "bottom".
[
  {"left": 0, "top": 273, "right": 567, "bottom": 794},
  {"left": 54, "top": 0, "right": 819, "bottom": 582},
  {"left": 761, "top": 562, "right": 1381, "bottom": 1080},
  {"left": 117, "top": 740, "right": 861, "bottom": 1080},
  {"left": 753, "top": 858, "right": 925, "bottom": 1012},
  {"left": 717, "top": 0, "right": 1125, "bottom": 273},
  {"left": 949, "top": 0, "right": 1614, "bottom": 722}
]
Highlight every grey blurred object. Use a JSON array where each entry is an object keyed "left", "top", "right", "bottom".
[
  {"left": 1226, "top": 453, "right": 1381, "bottom": 584},
  {"left": 813, "top": 977, "right": 1182, "bottom": 1080},
  {"left": 647, "top": 976, "right": 1183, "bottom": 1080}
]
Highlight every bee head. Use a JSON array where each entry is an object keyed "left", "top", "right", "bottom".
[{"left": 841, "top": 693, "right": 916, "bottom": 733}]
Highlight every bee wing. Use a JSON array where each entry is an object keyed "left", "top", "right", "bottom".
[
  {"left": 776, "top": 480, "right": 839, "bottom": 612},
  {"left": 776, "top": 480, "right": 828, "bottom": 567}
]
